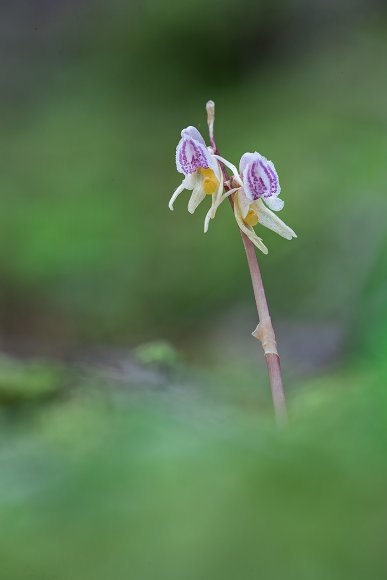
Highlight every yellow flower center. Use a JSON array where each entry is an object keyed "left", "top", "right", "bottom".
[
  {"left": 199, "top": 168, "right": 219, "bottom": 195},
  {"left": 244, "top": 209, "right": 259, "bottom": 227}
]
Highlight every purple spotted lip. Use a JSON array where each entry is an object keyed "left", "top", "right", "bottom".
[
  {"left": 176, "top": 126, "right": 213, "bottom": 175},
  {"left": 240, "top": 152, "right": 280, "bottom": 201}
]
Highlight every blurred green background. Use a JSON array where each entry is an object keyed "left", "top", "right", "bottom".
[{"left": 1, "top": 0, "right": 387, "bottom": 578}]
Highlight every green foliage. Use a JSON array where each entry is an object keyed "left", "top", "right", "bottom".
[
  {"left": 134, "top": 341, "right": 179, "bottom": 368},
  {"left": 0, "top": 367, "right": 386, "bottom": 579},
  {"left": 0, "top": 356, "right": 65, "bottom": 406}
]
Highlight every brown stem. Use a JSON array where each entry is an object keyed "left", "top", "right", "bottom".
[{"left": 206, "top": 101, "right": 287, "bottom": 423}]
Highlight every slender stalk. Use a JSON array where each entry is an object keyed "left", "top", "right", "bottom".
[{"left": 206, "top": 101, "right": 287, "bottom": 423}]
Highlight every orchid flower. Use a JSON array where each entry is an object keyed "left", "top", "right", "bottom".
[
  {"left": 209, "top": 151, "right": 297, "bottom": 254},
  {"left": 169, "top": 126, "right": 224, "bottom": 232}
]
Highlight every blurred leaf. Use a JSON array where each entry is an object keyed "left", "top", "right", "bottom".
[
  {"left": 133, "top": 341, "right": 179, "bottom": 369},
  {"left": 0, "top": 356, "right": 64, "bottom": 406}
]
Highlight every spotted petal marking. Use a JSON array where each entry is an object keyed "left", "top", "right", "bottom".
[
  {"left": 176, "top": 127, "right": 212, "bottom": 175},
  {"left": 240, "top": 152, "right": 281, "bottom": 204}
]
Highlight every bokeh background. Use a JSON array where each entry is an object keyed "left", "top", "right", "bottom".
[{"left": 1, "top": 1, "right": 387, "bottom": 578}]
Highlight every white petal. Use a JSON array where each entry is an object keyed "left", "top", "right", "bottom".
[
  {"left": 264, "top": 196, "right": 284, "bottom": 212},
  {"left": 204, "top": 202, "right": 215, "bottom": 233},
  {"left": 256, "top": 199, "right": 297, "bottom": 240},
  {"left": 188, "top": 177, "right": 206, "bottom": 214},
  {"left": 214, "top": 187, "right": 240, "bottom": 209},
  {"left": 184, "top": 173, "right": 196, "bottom": 190},
  {"left": 234, "top": 197, "right": 268, "bottom": 254},
  {"left": 239, "top": 152, "right": 256, "bottom": 175},
  {"left": 210, "top": 162, "right": 224, "bottom": 217},
  {"left": 207, "top": 150, "right": 220, "bottom": 173},
  {"left": 213, "top": 154, "right": 243, "bottom": 185},
  {"left": 213, "top": 159, "right": 222, "bottom": 181},
  {"left": 168, "top": 176, "right": 191, "bottom": 211},
  {"left": 203, "top": 163, "right": 224, "bottom": 232},
  {"left": 236, "top": 188, "right": 252, "bottom": 219},
  {"left": 181, "top": 126, "right": 206, "bottom": 146}
]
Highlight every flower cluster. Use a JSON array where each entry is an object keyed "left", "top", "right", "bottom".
[{"left": 169, "top": 126, "right": 296, "bottom": 254}]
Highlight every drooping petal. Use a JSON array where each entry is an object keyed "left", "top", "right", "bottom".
[
  {"left": 234, "top": 195, "right": 268, "bottom": 254},
  {"left": 213, "top": 154, "right": 243, "bottom": 186},
  {"left": 204, "top": 163, "right": 224, "bottom": 233},
  {"left": 188, "top": 175, "right": 206, "bottom": 214},
  {"left": 168, "top": 175, "right": 195, "bottom": 211},
  {"left": 169, "top": 181, "right": 186, "bottom": 211},
  {"left": 210, "top": 162, "right": 224, "bottom": 213},
  {"left": 255, "top": 199, "right": 297, "bottom": 240},
  {"left": 236, "top": 188, "right": 252, "bottom": 219},
  {"left": 204, "top": 195, "right": 218, "bottom": 233},
  {"left": 210, "top": 186, "right": 240, "bottom": 217}
]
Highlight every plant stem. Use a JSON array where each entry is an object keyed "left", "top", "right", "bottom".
[{"left": 206, "top": 101, "right": 287, "bottom": 423}]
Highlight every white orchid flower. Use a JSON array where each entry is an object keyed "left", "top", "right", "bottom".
[
  {"left": 168, "top": 126, "right": 225, "bottom": 232},
  {"left": 205, "top": 151, "right": 297, "bottom": 254}
]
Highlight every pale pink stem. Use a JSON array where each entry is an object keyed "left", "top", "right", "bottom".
[{"left": 206, "top": 101, "right": 287, "bottom": 423}]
